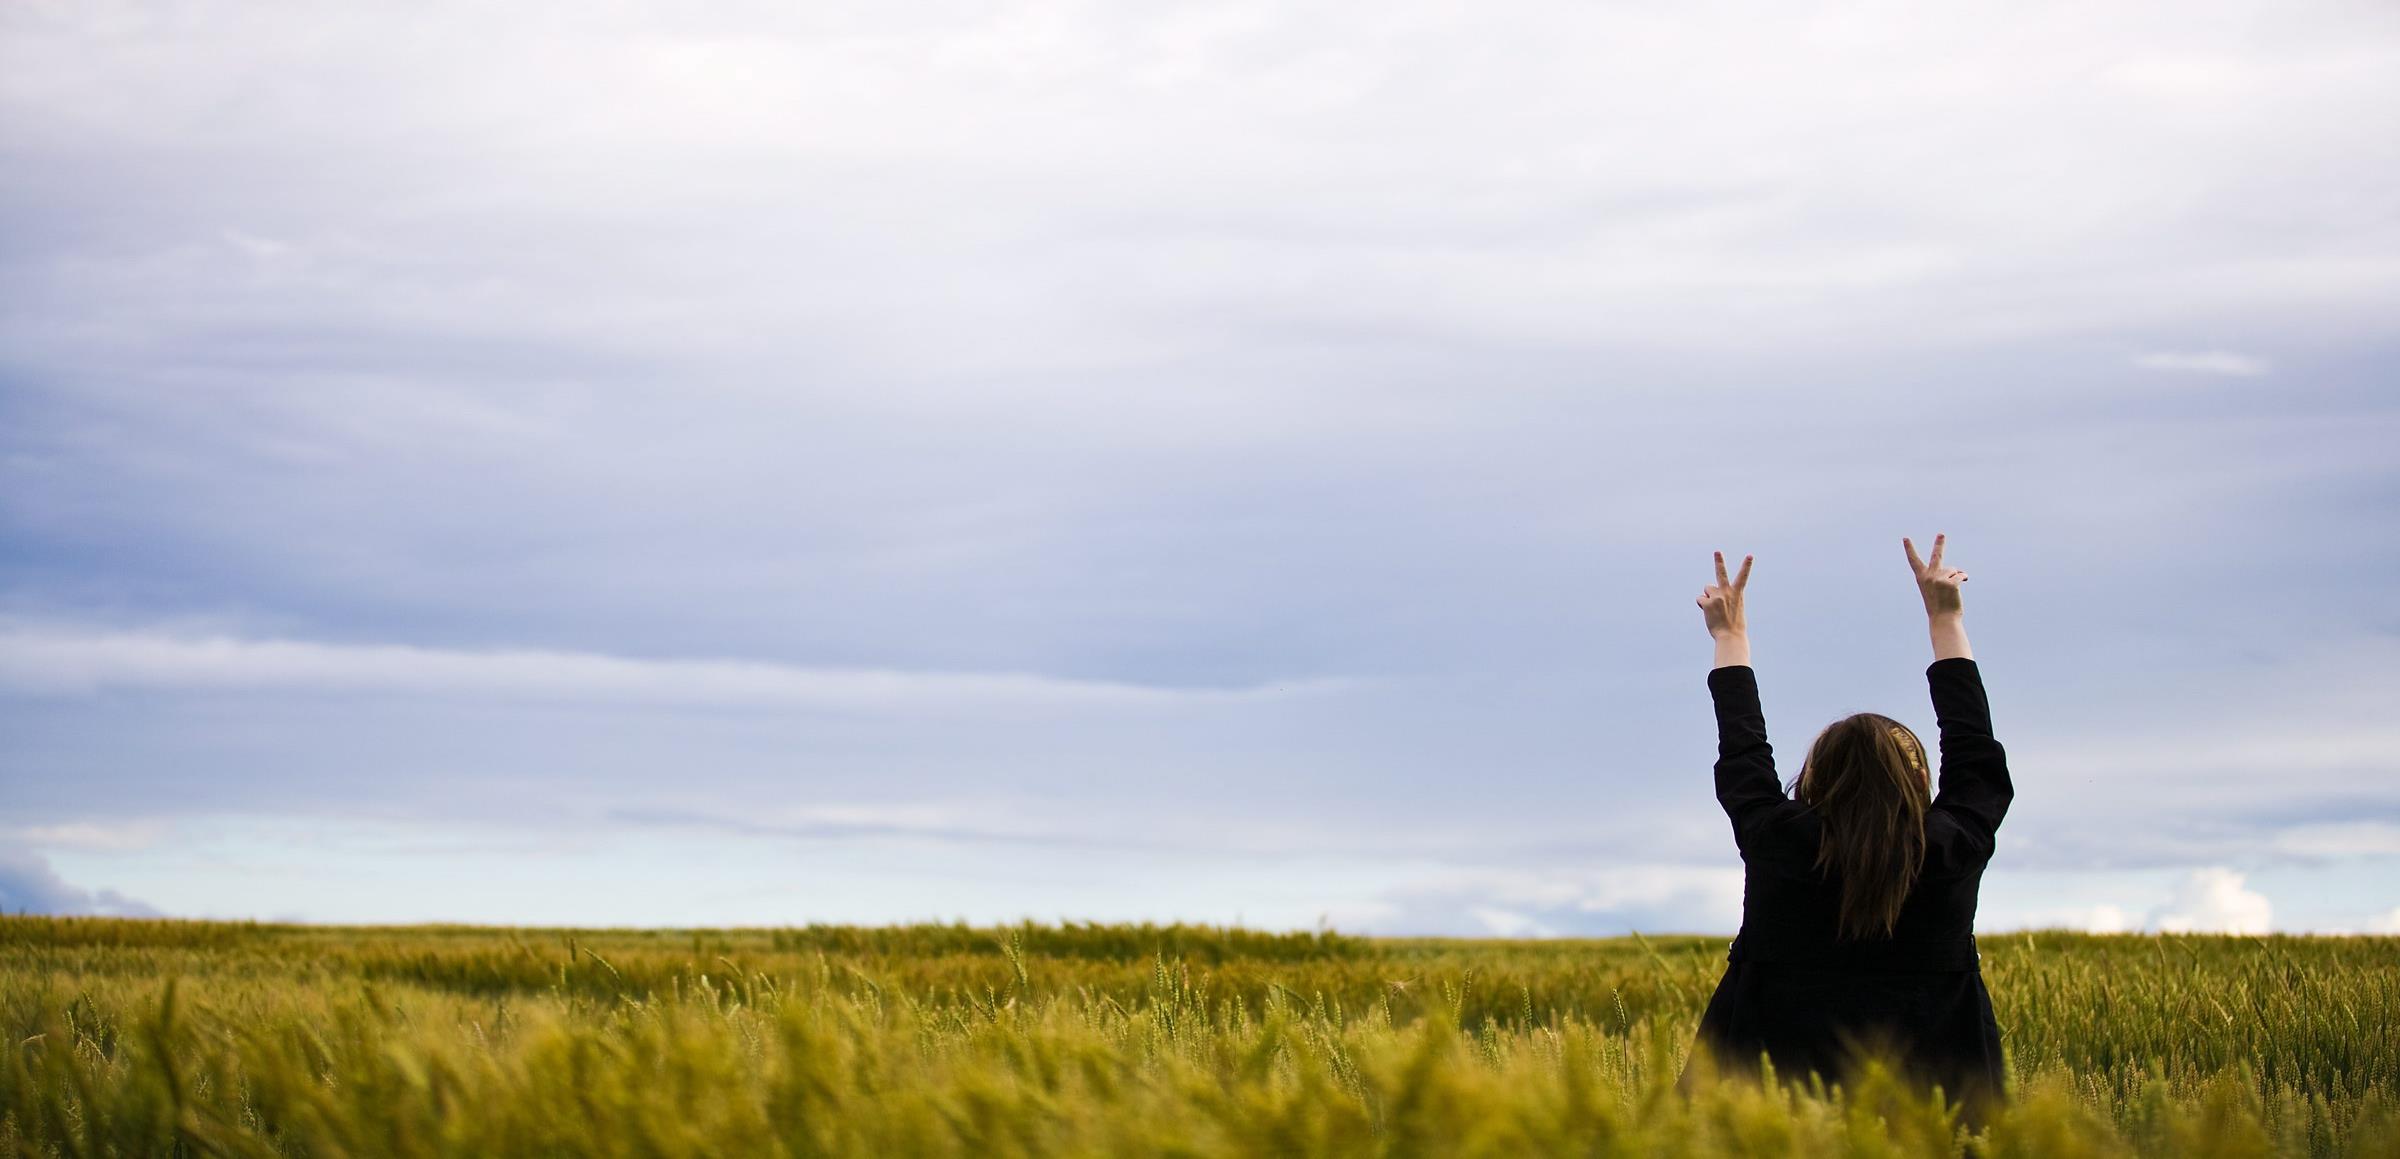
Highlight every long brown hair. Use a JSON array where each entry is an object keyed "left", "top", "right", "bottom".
[{"left": 1788, "top": 713, "right": 1932, "bottom": 941}]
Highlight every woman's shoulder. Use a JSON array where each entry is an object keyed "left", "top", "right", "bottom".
[
  {"left": 1920, "top": 809, "right": 1997, "bottom": 875},
  {"left": 1740, "top": 803, "right": 1822, "bottom": 862}
]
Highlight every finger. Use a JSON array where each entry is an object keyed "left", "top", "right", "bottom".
[
  {"left": 1733, "top": 554, "right": 1753, "bottom": 591},
  {"left": 1714, "top": 550, "right": 1729, "bottom": 589},
  {"left": 1903, "top": 536, "right": 1925, "bottom": 575},
  {"left": 1927, "top": 533, "right": 1946, "bottom": 570}
]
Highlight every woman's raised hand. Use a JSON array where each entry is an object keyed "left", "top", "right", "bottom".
[
  {"left": 1903, "top": 533, "right": 1968, "bottom": 618},
  {"left": 1697, "top": 550, "right": 1752, "bottom": 638}
]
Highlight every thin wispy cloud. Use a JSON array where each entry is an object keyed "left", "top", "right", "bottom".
[
  {"left": 1326, "top": 865, "right": 1748, "bottom": 938},
  {"left": 10, "top": 820, "right": 169, "bottom": 852},
  {"left": 610, "top": 806, "right": 1178, "bottom": 853},
  {"left": 0, "top": 850, "right": 160, "bottom": 918},
  {"left": 0, "top": 622, "right": 1347, "bottom": 712},
  {"left": 2132, "top": 350, "right": 2272, "bottom": 377}
]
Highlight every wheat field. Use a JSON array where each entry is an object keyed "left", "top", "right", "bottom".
[{"left": 3, "top": 917, "right": 2394, "bottom": 1156}]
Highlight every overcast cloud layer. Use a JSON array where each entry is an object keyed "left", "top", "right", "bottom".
[{"left": 4, "top": 0, "right": 2397, "bottom": 935}]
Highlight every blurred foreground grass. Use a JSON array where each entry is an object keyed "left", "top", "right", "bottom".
[{"left": 3, "top": 918, "right": 2395, "bottom": 1156}]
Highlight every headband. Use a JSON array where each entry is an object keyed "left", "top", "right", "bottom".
[{"left": 1889, "top": 727, "right": 1924, "bottom": 776}]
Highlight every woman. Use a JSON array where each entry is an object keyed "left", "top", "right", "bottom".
[{"left": 1679, "top": 534, "right": 2013, "bottom": 1126}]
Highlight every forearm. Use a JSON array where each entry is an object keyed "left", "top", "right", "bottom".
[
  {"left": 1926, "top": 656, "right": 2011, "bottom": 850},
  {"left": 1928, "top": 613, "right": 1971, "bottom": 661},
  {"left": 1708, "top": 662, "right": 1784, "bottom": 849},
  {"left": 1713, "top": 631, "right": 1752, "bottom": 669}
]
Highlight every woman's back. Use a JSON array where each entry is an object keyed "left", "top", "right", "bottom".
[
  {"left": 1711, "top": 657, "right": 2012, "bottom": 971},
  {"left": 1682, "top": 537, "right": 2012, "bottom": 1128}
]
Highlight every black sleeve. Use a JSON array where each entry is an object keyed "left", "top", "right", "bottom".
[
  {"left": 1927, "top": 657, "right": 2013, "bottom": 859},
  {"left": 1707, "top": 664, "right": 1786, "bottom": 850}
]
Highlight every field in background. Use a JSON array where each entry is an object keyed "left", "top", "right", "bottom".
[{"left": 3, "top": 918, "right": 2394, "bottom": 1156}]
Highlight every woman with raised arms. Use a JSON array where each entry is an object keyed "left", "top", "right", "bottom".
[{"left": 1680, "top": 534, "right": 2014, "bottom": 1128}]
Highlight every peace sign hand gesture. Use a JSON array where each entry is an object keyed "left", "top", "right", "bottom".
[
  {"left": 1904, "top": 533, "right": 1968, "bottom": 618},
  {"left": 1697, "top": 550, "right": 1752, "bottom": 639}
]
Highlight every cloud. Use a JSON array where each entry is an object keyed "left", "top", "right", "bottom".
[
  {"left": 1327, "top": 865, "right": 1746, "bottom": 937},
  {"left": 2264, "top": 822, "right": 2400, "bottom": 860},
  {"left": 0, "top": 621, "right": 1350, "bottom": 713},
  {"left": 4, "top": 0, "right": 2396, "bottom": 384},
  {"left": 2131, "top": 350, "right": 2271, "bottom": 376},
  {"left": 1990, "top": 903, "right": 2135, "bottom": 934},
  {"left": 2151, "top": 867, "right": 2273, "bottom": 934},
  {"left": 0, "top": 849, "right": 159, "bottom": 917},
  {"left": 2362, "top": 907, "right": 2400, "bottom": 934},
  {"left": 1984, "top": 638, "right": 2400, "bottom": 871},
  {"left": 610, "top": 806, "right": 1162, "bottom": 852},
  {"left": 1993, "top": 814, "right": 2400, "bottom": 875},
  {"left": 1466, "top": 907, "right": 1556, "bottom": 938},
  {"left": 12, "top": 820, "right": 169, "bottom": 852},
  {"left": 0, "top": 1, "right": 2396, "bottom": 928}
]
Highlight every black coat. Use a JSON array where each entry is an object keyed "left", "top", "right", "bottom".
[{"left": 1681, "top": 657, "right": 2014, "bottom": 1121}]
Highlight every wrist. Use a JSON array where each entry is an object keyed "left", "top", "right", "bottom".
[
  {"left": 1926, "top": 615, "right": 1972, "bottom": 661},
  {"left": 1712, "top": 632, "right": 1752, "bottom": 668}
]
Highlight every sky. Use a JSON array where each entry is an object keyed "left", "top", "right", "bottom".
[{"left": 2, "top": 0, "right": 2396, "bottom": 937}]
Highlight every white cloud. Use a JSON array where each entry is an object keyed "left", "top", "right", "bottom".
[
  {"left": 0, "top": 621, "right": 1349, "bottom": 713},
  {"left": 1989, "top": 903, "right": 2134, "bottom": 934},
  {"left": 2081, "top": 904, "right": 2135, "bottom": 934},
  {"left": 2362, "top": 907, "right": 2400, "bottom": 934},
  {"left": 2131, "top": 350, "right": 2271, "bottom": 376},
  {"left": 1333, "top": 865, "right": 1746, "bottom": 937},
  {"left": 2152, "top": 867, "right": 2273, "bottom": 934},
  {"left": 4, "top": 0, "right": 2397, "bottom": 380},
  {"left": 0, "top": 850, "right": 159, "bottom": 917},
  {"left": 1468, "top": 906, "right": 1554, "bottom": 938},
  {"left": 2266, "top": 822, "right": 2400, "bottom": 859},
  {"left": 1998, "top": 636, "right": 2400, "bottom": 862},
  {"left": 14, "top": 820, "right": 170, "bottom": 852}
]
